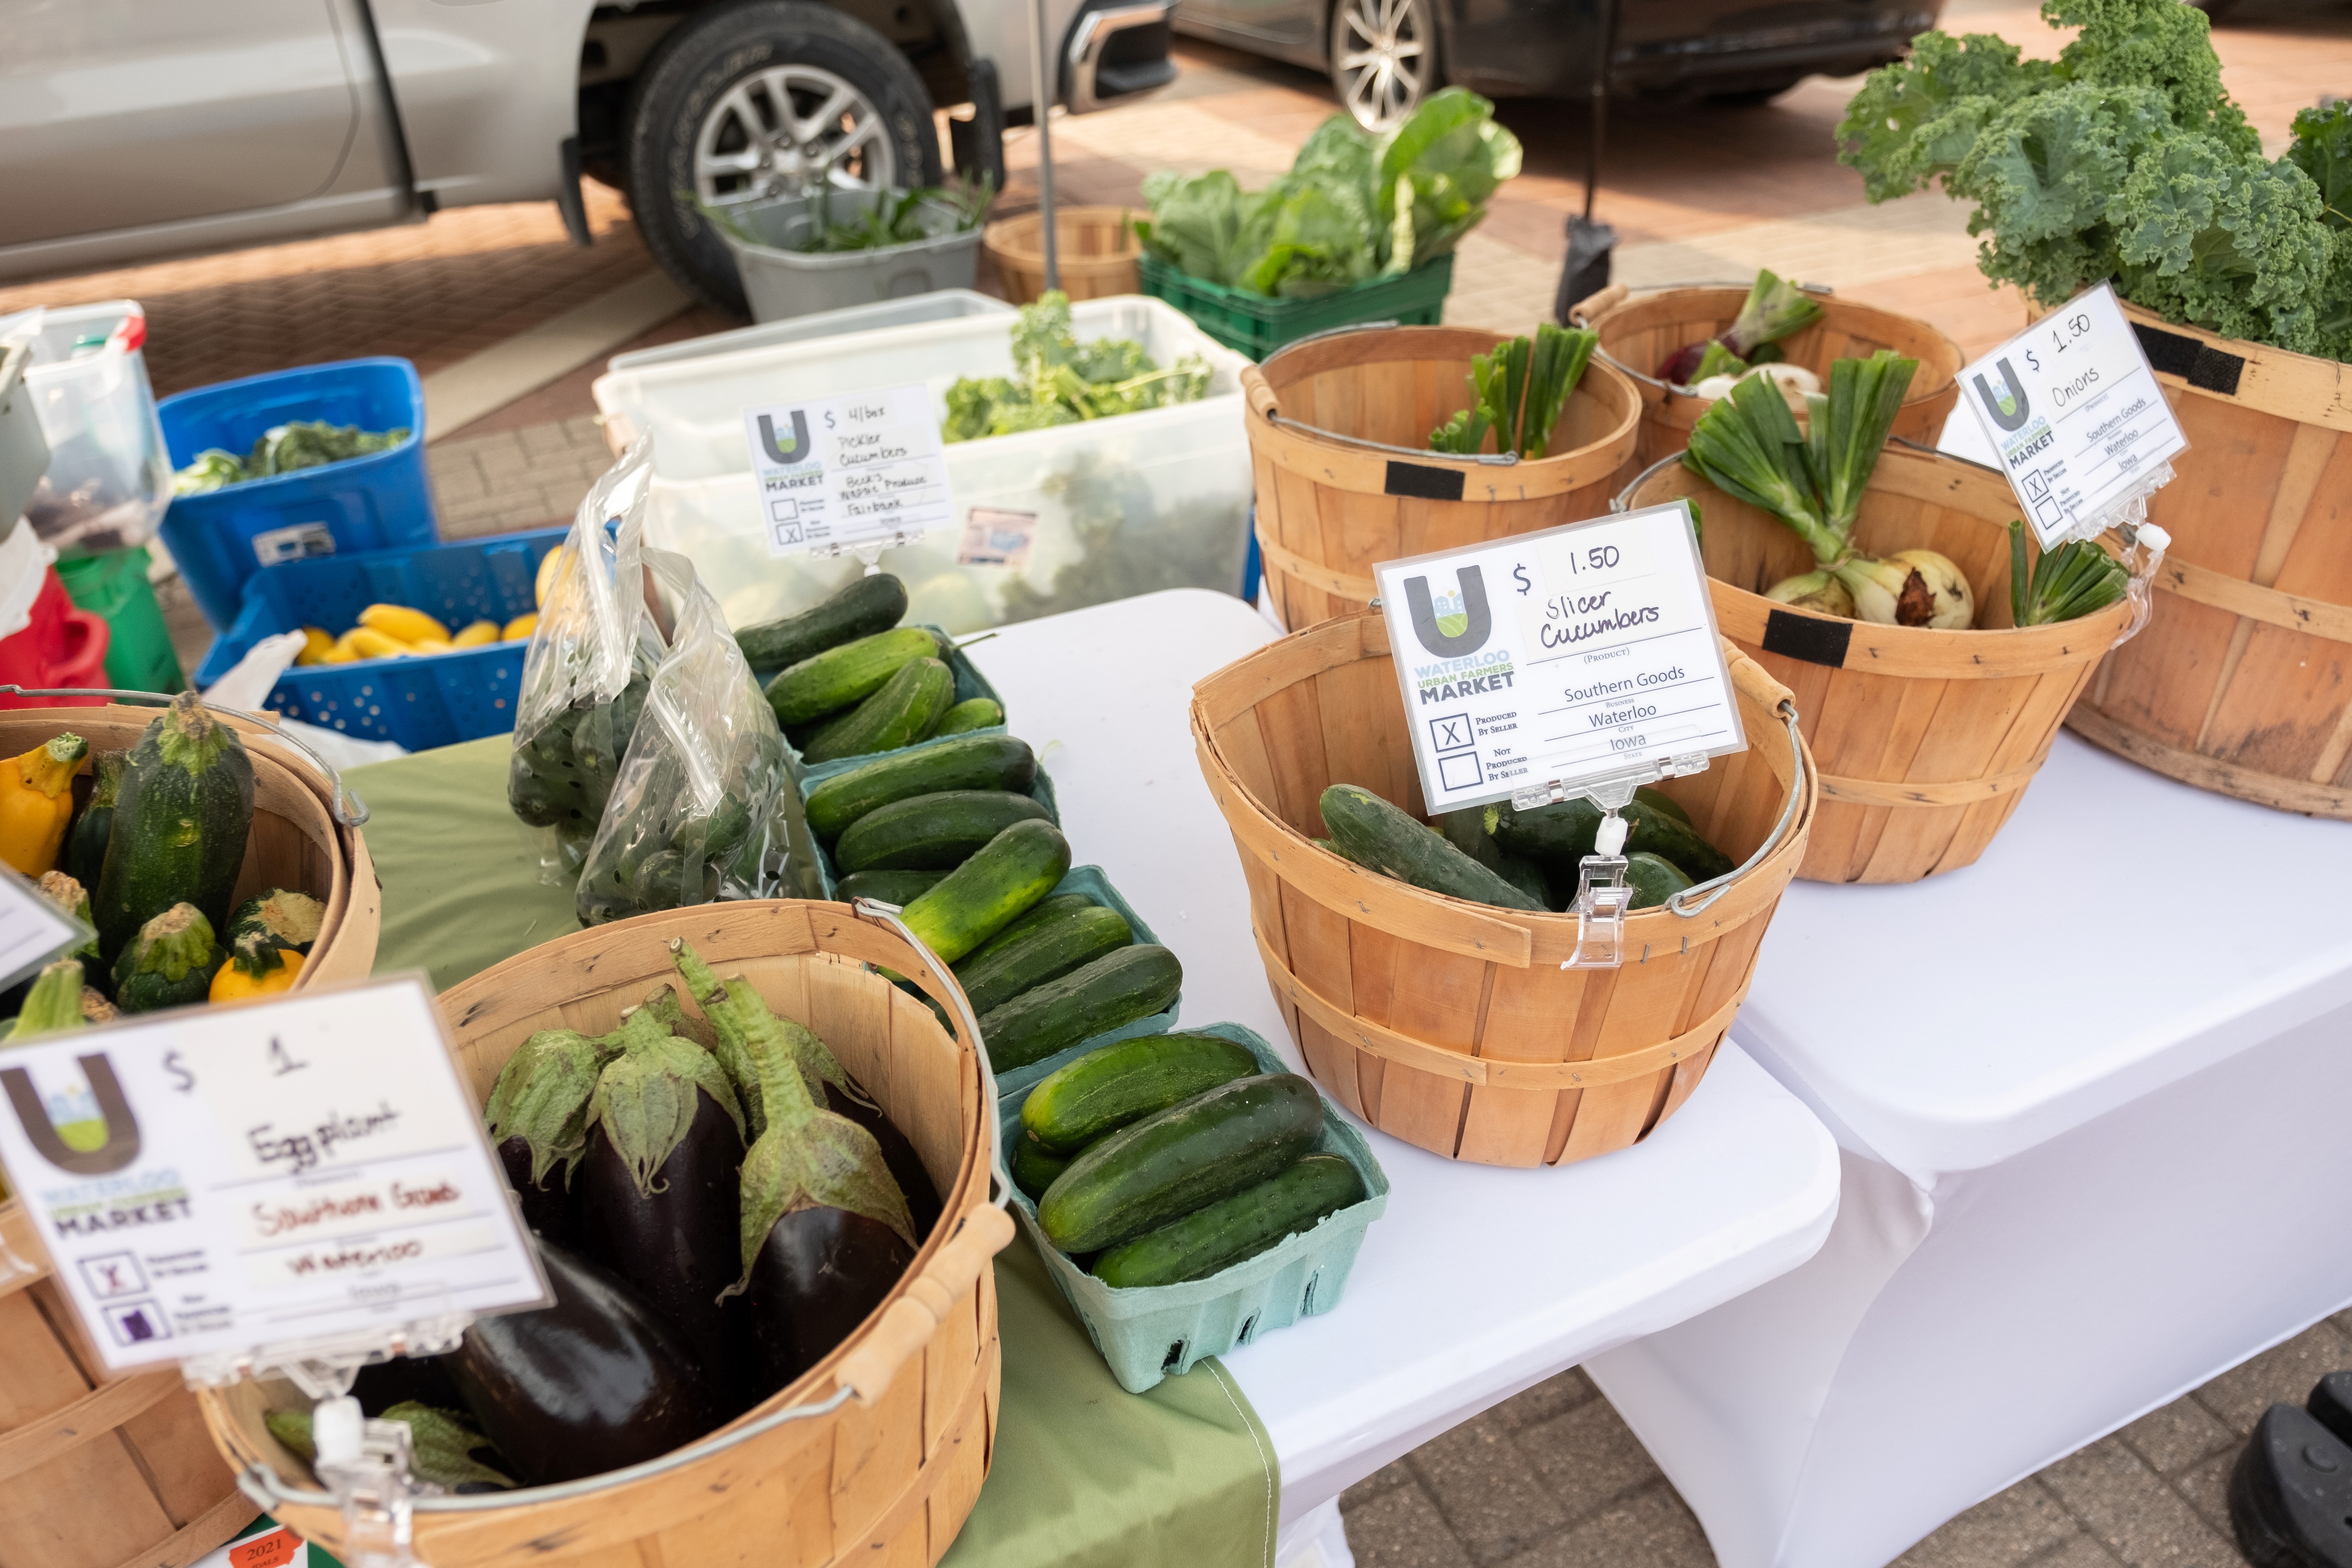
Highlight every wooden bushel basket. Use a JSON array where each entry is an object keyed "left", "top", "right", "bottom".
[
  {"left": 982, "top": 207, "right": 1141, "bottom": 304},
  {"left": 1571, "top": 283, "right": 1964, "bottom": 468},
  {"left": 196, "top": 900, "right": 1013, "bottom": 1568},
  {"left": 0, "top": 703, "right": 378, "bottom": 1568},
  {"left": 2064, "top": 304, "right": 2352, "bottom": 819},
  {"left": 1191, "top": 614, "right": 1815, "bottom": 1167},
  {"left": 1621, "top": 446, "right": 2135, "bottom": 883},
  {"left": 1243, "top": 325, "right": 1641, "bottom": 632}
]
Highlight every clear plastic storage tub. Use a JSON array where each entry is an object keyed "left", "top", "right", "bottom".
[
  {"left": 0, "top": 302, "right": 173, "bottom": 557},
  {"left": 592, "top": 296, "right": 1254, "bottom": 635},
  {"left": 607, "top": 290, "right": 1013, "bottom": 376}
]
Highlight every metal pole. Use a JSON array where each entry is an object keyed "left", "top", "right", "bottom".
[{"left": 1025, "top": 0, "right": 1061, "bottom": 290}]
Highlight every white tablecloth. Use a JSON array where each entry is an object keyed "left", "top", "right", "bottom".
[
  {"left": 974, "top": 589, "right": 1843, "bottom": 1547},
  {"left": 1589, "top": 720, "right": 2352, "bottom": 1568}
]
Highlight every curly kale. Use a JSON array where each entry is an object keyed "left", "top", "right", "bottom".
[
  {"left": 940, "top": 293, "right": 1211, "bottom": 442},
  {"left": 1838, "top": 0, "right": 2351, "bottom": 358}
]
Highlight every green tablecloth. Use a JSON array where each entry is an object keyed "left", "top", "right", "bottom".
[{"left": 349, "top": 737, "right": 1278, "bottom": 1568}]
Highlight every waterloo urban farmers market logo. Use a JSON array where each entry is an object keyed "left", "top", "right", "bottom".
[
  {"left": 1405, "top": 567, "right": 1514, "bottom": 705},
  {"left": 1, "top": 1053, "right": 192, "bottom": 1237}
]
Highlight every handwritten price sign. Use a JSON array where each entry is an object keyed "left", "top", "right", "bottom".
[{"left": 0, "top": 977, "right": 545, "bottom": 1374}]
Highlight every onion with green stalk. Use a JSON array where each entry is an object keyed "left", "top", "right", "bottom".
[{"left": 1682, "top": 350, "right": 1974, "bottom": 629}]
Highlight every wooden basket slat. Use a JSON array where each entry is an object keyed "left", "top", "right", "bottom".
[
  {"left": 1193, "top": 614, "right": 1815, "bottom": 1166},
  {"left": 1576, "top": 287, "right": 1964, "bottom": 466}
]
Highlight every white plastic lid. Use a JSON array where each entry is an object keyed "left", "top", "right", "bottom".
[{"left": 0, "top": 517, "right": 59, "bottom": 641}]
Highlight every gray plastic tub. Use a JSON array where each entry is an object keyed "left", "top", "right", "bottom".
[
  {"left": 714, "top": 190, "right": 984, "bottom": 323},
  {"left": 606, "top": 290, "right": 1011, "bottom": 375}
]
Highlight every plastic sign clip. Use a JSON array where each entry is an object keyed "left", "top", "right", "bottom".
[{"left": 1565, "top": 809, "right": 1634, "bottom": 969}]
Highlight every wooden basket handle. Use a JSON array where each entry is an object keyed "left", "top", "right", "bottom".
[
  {"left": 833, "top": 1203, "right": 1015, "bottom": 1407},
  {"left": 1567, "top": 282, "right": 1628, "bottom": 327}
]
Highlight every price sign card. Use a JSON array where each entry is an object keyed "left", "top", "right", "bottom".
[
  {"left": 1959, "top": 282, "right": 2188, "bottom": 548},
  {"left": 1373, "top": 503, "right": 1746, "bottom": 815},
  {"left": 0, "top": 866, "right": 90, "bottom": 990},
  {"left": 742, "top": 385, "right": 958, "bottom": 557},
  {"left": 0, "top": 976, "right": 547, "bottom": 1374}
]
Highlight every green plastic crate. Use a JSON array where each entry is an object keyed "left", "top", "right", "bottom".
[{"left": 1137, "top": 254, "right": 1455, "bottom": 359}]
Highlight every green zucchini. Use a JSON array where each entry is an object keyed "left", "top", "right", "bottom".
[
  {"left": 834, "top": 869, "right": 948, "bottom": 906},
  {"left": 960, "top": 893, "right": 1097, "bottom": 964},
  {"left": 804, "top": 736, "right": 1038, "bottom": 842},
  {"left": 735, "top": 573, "right": 906, "bottom": 671},
  {"left": 64, "top": 751, "right": 125, "bottom": 890},
  {"left": 954, "top": 902, "right": 1132, "bottom": 1019},
  {"left": 1321, "top": 786, "right": 1542, "bottom": 911},
  {"left": 834, "top": 790, "right": 1052, "bottom": 873},
  {"left": 1091, "top": 1153, "right": 1366, "bottom": 1288},
  {"left": 979, "top": 944, "right": 1183, "bottom": 1071},
  {"left": 1439, "top": 807, "right": 1553, "bottom": 910},
  {"left": 112, "top": 903, "right": 226, "bottom": 1014},
  {"left": 1011, "top": 1130, "right": 1071, "bottom": 1201},
  {"left": 1021, "top": 1032, "right": 1261, "bottom": 1155},
  {"left": 1039, "top": 1073, "right": 1323, "bottom": 1253},
  {"left": 765, "top": 626, "right": 943, "bottom": 726},
  {"left": 1623, "top": 851, "right": 1694, "bottom": 910},
  {"left": 901, "top": 819, "right": 1071, "bottom": 964},
  {"left": 926, "top": 698, "right": 1003, "bottom": 739},
  {"left": 800, "top": 657, "right": 955, "bottom": 764},
  {"left": 94, "top": 694, "right": 255, "bottom": 961}
]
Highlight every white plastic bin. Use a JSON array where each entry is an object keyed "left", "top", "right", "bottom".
[
  {"left": 0, "top": 301, "right": 171, "bottom": 555},
  {"left": 592, "top": 296, "right": 1254, "bottom": 634}
]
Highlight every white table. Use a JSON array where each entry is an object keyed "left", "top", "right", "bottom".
[
  {"left": 974, "top": 589, "right": 1843, "bottom": 1563},
  {"left": 1587, "top": 725, "right": 2352, "bottom": 1568}
]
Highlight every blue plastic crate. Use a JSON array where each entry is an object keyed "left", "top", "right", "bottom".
[
  {"left": 158, "top": 358, "right": 439, "bottom": 629},
  {"left": 192, "top": 528, "right": 566, "bottom": 749}
]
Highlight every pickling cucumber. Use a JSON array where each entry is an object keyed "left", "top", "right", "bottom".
[
  {"left": 735, "top": 573, "right": 906, "bottom": 672},
  {"left": 927, "top": 698, "right": 1003, "bottom": 739},
  {"left": 800, "top": 657, "right": 954, "bottom": 764},
  {"left": 834, "top": 790, "right": 1052, "bottom": 873},
  {"left": 1623, "top": 851, "right": 1694, "bottom": 910},
  {"left": 804, "top": 735, "right": 1037, "bottom": 842},
  {"left": 1021, "top": 1032, "right": 1261, "bottom": 1155},
  {"left": 1493, "top": 798, "right": 1732, "bottom": 884},
  {"left": 765, "top": 626, "right": 943, "bottom": 726},
  {"left": 1439, "top": 807, "right": 1553, "bottom": 909},
  {"left": 979, "top": 944, "right": 1183, "bottom": 1071},
  {"left": 953, "top": 901, "right": 1132, "bottom": 1018},
  {"left": 1091, "top": 1153, "right": 1366, "bottom": 1288},
  {"left": 1011, "top": 1131, "right": 1071, "bottom": 1201},
  {"left": 1038, "top": 1073, "right": 1324, "bottom": 1253},
  {"left": 1321, "top": 786, "right": 1542, "bottom": 911},
  {"left": 899, "top": 819, "right": 1071, "bottom": 965},
  {"left": 834, "top": 869, "right": 948, "bottom": 906},
  {"left": 958, "top": 893, "right": 1097, "bottom": 965}
]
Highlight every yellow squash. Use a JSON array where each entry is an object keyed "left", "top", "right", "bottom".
[
  {"left": 211, "top": 946, "right": 305, "bottom": 1003},
  {"left": 452, "top": 620, "right": 500, "bottom": 648},
  {"left": 359, "top": 604, "right": 451, "bottom": 645},
  {"left": 344, "top": 628, "right": 409, "bottom": 661},
  {"left": 0, "top": 733, "right": 89, "bottom": 877},
  {"left": 502, "top": 612, "right": 538, "bottom": 641},
  {"left": 294, "top": 626, "right": 335, "bottom": 666}
]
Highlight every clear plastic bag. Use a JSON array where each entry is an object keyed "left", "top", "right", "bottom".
[
  {"left": 0, "top": 303, "right": 172, "bottom": 555},
  {"left": 573, "top": 544, "right": 789, "bottom": 926},
  {"left": 507, "top": 437, "right": 661, "bottom": 865}
]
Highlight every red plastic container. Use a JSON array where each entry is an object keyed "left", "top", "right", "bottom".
[{"left": 0, "top": 568, "right": 111, "bottom": 708}]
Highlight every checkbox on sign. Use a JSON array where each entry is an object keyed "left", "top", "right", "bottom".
[
  {"left": 1437, "top": 752, "right": 1484, "bottom": 792},
  {"left": 1430, "top": 714, "right": 1474, "bottom": 754}
]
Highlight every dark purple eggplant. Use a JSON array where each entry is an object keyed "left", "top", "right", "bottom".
[
  {"left": 576, "top": 1081, "right": 750, "bottom": 1409},
  {"left": 483, "top": 1025, "right": 623, "bottom": 1241},
  {"left": 353, "top": 1353, "right": 467, "bottom": 1417},
  {"left": 670, "top": 940, "right": 920, "bottom": 1401},
  {"left": 822, "top": 1083, "right": 941, "bottom": 1241},
  {"left": 744, "top": 1207, "right": 916, "bottom": 1392},
  {"left": 441, "top": 1238, "right": 722, "bottom": 1486}
]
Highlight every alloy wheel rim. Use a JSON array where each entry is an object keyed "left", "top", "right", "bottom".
[
  {"left": 1335, "top": 0, "right": 1428, "bottom": 130},
  {"left": 693, "top": 63, "right": 896, "bottom": 208}
]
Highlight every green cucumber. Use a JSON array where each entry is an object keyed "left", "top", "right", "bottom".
[
  {"left": 735, "top": 573, "right": 906, "bottom": 671},
  {"left": 835, "top": 869, "right": 948, "bottom": 906},
  {"left": 980, "top": 944, "right": 1182, "bottom": 1071},
  {"left": 1623, "top": 851, "right": 1694, "bottom": 910},
  {"left": 954, "top": 902, "right": 1131, "bottom": 1017},
  {"left": 836, "top": 790, "right": 1053, "bottom": 873},
  {"left": 94, "top": 694, "right": 255, "bottom": 961},
  {"left": 1011, "top": 1130, "right": 1071, "bottom": 1201},
  {"left": 1021, "top": 1031, "right": 1261, "bottom": 1155},
  {"left": 1092, "top": 1153, "right": 1366, "bottom": 1287},
  {"left": 1635, "top": 785, "right": 1693, "bottom": 828},
  {"left": 1039, "top": 1073, "right": 1323, "bottom": 1253},
  {"left": 805, "top": 736, "right": 1038, "bottom": 842},
  {"left": 1321, "top": 786, "right": 1542, "bottom": 911},
  {"left": 901, "top": 819, "right": 1071, "bottom": 964},
  {"left": 960, "top": 893, "right": 1097, "bottom": 964},
  {"left": 927, "top": 698, "right": 1003, "bottom": 739},
  {"left": 801, "top": 657, "right": 955, "bottom": 764},
  {"left": 1493, "top": 798, "right": 1733, "bottom": 884},
  {"left": 1631, "top": 804, "right": 1735, "bottom": 883},
  {"left": 1439, "top": 807, "right": 1553, "bottom": 909},
  {"left": 766, "top": 626, "right": 943, "bottom": 725}
]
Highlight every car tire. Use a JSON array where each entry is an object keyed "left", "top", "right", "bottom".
[
  {"left": 1702, "top": 77, "right": 1804, "bottom": 107},
  {"left": 1328, "top": 0, "right": 1439, "bottom": 131},
  {"left": 625, "top": 1, "right": 943, "bottom": 314}
]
